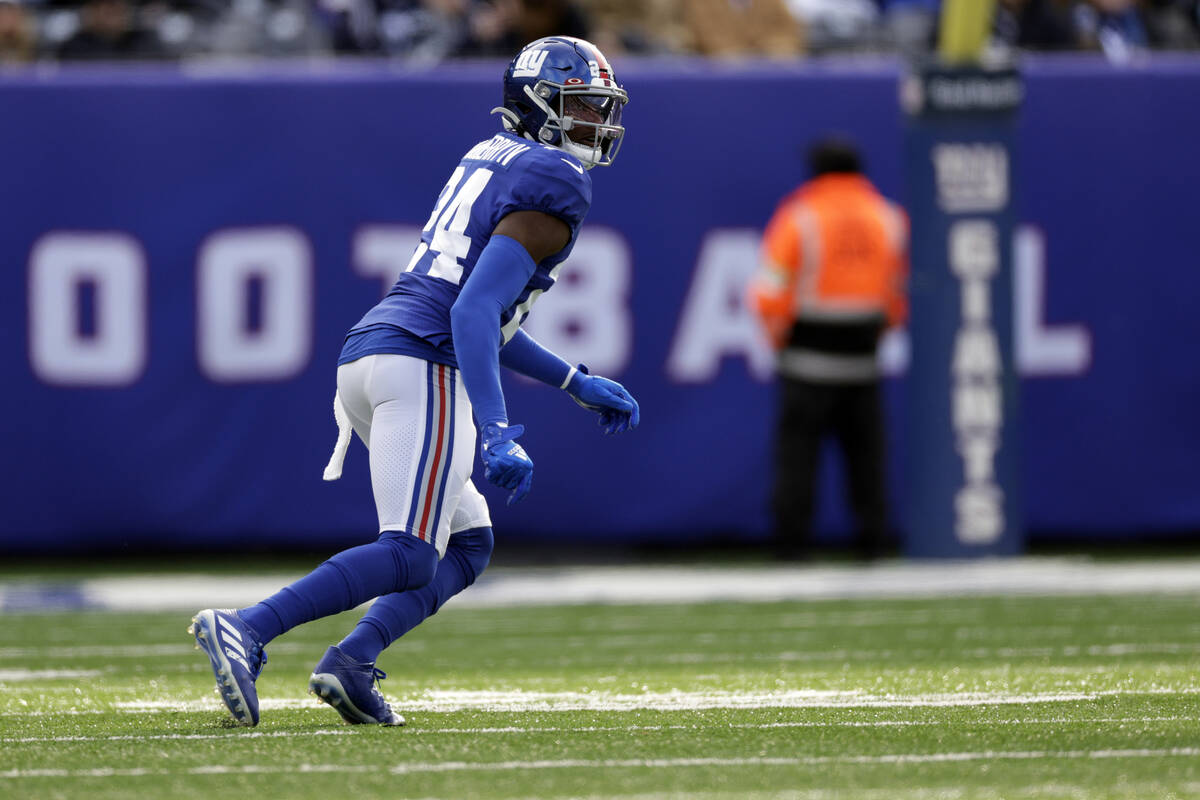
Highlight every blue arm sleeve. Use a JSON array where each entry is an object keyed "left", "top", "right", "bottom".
[
  {"left": 499, "top": 329, "right": 573, "bottom": 388},
  {"left": 450, "top": 234, "right": 537, "bottom": 427}
]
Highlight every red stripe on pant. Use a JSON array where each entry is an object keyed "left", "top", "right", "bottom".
[{"left": 417, "top": 364, "right": 449, "bottom": 541}]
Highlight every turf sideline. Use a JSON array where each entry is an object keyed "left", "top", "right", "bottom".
[{"left": 5, "top": 557, "right": 1200, "bottom": 612}]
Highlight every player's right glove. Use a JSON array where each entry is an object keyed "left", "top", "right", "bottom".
[{"left": 480, "top": 422, "right": 533, "bottom": 505}]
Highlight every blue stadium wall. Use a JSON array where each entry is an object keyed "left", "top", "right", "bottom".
[{"left": 1, "top": 56, "right": 1197, "bottom": 553}]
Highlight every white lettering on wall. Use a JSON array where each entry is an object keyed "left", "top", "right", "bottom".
[
  {"left": 522, "top": 227, "right": 633, "bottom": 376},
  {"left": 197, "top": 227, "right": 313, "bottom": 382},
  {"left": 28, "top": 232, "right": 147, "bottom": 386},
  {"left": 23, "top": 222, "right": 1089, "bottom": 389},
  {"left": 948, "top": 220, "right": 1004, "bottom": 545},
  {"left": 1015, "top": 226, "right": 1091, "bottom": 376},
  {"left": 667, "top": 229, "right": 775, "bottom": 383},
  {"left": 932, "top": 143, "right": 1009, "bottom": 213}
]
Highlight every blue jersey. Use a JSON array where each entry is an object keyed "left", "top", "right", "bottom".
[{"left": 341, "top": 132, "right": 592, "bottom": 368}]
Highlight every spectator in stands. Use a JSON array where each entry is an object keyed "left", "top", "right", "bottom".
[
  {"left": 453, "top": 0, "right": 518, "bottom": 55},
  {"left": 26, "top": 0, "right": 1200, "bottom": 61},
  {"left": 1070, "top": 0, "right": 1150, "bottom": 58},
  {"left": 452, "top": 0, "right": 588, "bottom": 57},
  {"left": 0, "top": 0, "right": 35, "bottom": 62},
  {"left": 748, "top": 137, "right": 907, "bottom": 562},
  {"left": 577, "top": 0, "right": 682, "bottom": 54},
  {"left": 406, "top": 0, "right": 478, "bottom": 58},
  {"left": 783, "top": 0, "right": 880, "bottom": 54},
  {"left": 515, "top": 0, "right": 589, "bottom": 44},
  {"left": 317, "top": 0, "right": 384, "bottom": 54},
  {"left": 310, "top": 0, "right": 461, "bottom": 57},
  {"left": 57, "top": 0, "right": 169, "bottom": 59},
  {"left": 993, "top": 0, "right": 1078, "bottom": 49},
  {"left": 1141, "top": 0, "right": 1200, "bottom": 47},
  {"left": 879, "top": 0, "right": 940, "bottom": 54},
  {"left": 679, "top": 0, "right": 805, "bottom": 58}
]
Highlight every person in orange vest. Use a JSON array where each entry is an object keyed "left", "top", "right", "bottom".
[{"left": 748, "top": 136, "right": 908, "bottom": 561}]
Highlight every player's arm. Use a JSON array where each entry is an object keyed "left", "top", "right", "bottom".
[
  {"left": 452, "top": 211, "right": 569, "bottom": 426},
  {"left": 449, "top": 211, "right": 569, "bottom": 503},
  {"left": 500, "top": 329, "right": 573, "bottom": 386},
  {"left": 492, "top": 210, "right": 639, "bottom": 434},
  {"left": 501, "top": 330, "right": 640, "bottom": 434}
]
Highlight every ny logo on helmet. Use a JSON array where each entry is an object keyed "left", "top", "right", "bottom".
[{"left": 513, "top": 49, "right": 549, "bottom": 78}]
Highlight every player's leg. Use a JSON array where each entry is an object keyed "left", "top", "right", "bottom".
[
  {"left": 191, "top": 355, "right": 439, "bottom": 726},
  {"left": 833, "top": 380, "right": 887, "bottom": 560},
  {"left": 237, "top": 355, "right": 440, "bottom": 641},
  {"left": 772, "top": 377, "right": 828, "bottom": 560},
  {"left": 337, "top": 481, "right": 494, "bottom": 665},
  {"left": 309, "top": 356, "right": 477, "bottom": 725}
]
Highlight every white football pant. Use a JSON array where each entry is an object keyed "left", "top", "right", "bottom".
[{"left": 330, "top": 353, "right": 490, "bottom": 558}]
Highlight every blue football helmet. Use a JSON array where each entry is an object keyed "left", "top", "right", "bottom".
[{"left": 493, "top": 36, "right": 629, "bottom": 169}]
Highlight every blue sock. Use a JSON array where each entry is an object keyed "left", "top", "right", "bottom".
[
  {"left": 338, "top": 526, "right": 494, "bottom": 664},
  {"left": 239, "top": 532, "right": 438, "bottom": 645}
]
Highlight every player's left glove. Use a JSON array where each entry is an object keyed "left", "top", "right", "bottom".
[
  {"left": 480, "top": 422, "right": 534, "bottom": 505},
  {"left": 565, "top": 364, "right": 640, "bottom": 435}
]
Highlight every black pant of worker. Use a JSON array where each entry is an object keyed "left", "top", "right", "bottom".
[{"left": 772, "top": 377, "right": 887, "bottom": 560}]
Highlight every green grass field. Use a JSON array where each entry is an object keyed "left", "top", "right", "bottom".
[{"left": 2, "top": 575, "right": 1199, "bottom": 799}]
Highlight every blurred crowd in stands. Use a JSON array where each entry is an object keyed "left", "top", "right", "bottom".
[{"left": 0, "top": 0, "right": 1197, "bottom": 65}]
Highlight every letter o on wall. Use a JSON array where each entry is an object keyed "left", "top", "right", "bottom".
[
  {"left": 29, "top": 232, "right": 147, "bottom": 386},
  {"left": 197, "top": 228, "right": 313, "bottom": 382}
]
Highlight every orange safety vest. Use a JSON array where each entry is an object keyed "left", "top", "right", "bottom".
[{"left": 749, "top": 174, "right": 908, "bottom": 353}]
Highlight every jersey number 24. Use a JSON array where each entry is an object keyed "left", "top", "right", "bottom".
[{"left": 404, "top": 166, "right": 494, "bottom": 285}]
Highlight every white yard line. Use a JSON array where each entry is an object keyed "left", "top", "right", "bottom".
[
  {"left": 0, "top": 669, "right": 102, "bottom": 681},
  {"left": 69, "top": 687, "right": 1200, "bottom": 714},
  {"left": 114, "top": 690, "right": 1106, "bottom": 714},
  {"left": 4, "top": 686, "right": 1197, "bottom": 717},
  {"left": 3, "top": 749, "right": 1199, "bottom": 780},
  {"left": 387, "top": 750, "right": 1200, "bottom": 773},
  {"left": 0, "top": 641, "right": 313, "bottom": 660},
  {"left": 5, "top": 557, "right": 1200, "bottom": 613},
  {"left": 3, "top": 717, "right": 1194, "bottom": 745},
  {"left": 505, "top": 787, "right": 1200, "bottom": 800},
  {"left": 2, "top": 640, "right": 1195, "bottom": 666},
  {"left": 1, "top": 729, "right": 360, "bottom": 744}
]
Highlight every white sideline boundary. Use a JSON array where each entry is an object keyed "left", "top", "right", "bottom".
[
  {"left": 3, "top": 749, "right": 1199, "bottom": 780},
  {"left": 1, "top": 687, "right": 1191, "bottom": 717},
  {"left": 4, "top": 557, "right": 1200, "bottom": 613},
  {"left": 1, "top": 716, "right": 1191, "bottom": 743}
]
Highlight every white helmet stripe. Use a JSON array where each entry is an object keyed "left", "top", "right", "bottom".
[{"left": 588, "top": 44, "right": 611, "bottom": 73}]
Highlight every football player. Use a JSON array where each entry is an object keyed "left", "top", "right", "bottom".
[{"left": 190, "top": 36, "right": 638, "bottom": 727}]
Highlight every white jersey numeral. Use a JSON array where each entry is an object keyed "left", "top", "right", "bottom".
[{"left": 407, "top": 166, "right": 493, "bottom": 285}]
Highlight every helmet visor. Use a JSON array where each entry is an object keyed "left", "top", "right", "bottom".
[
  {"left": 551, "top": 81, "right": 628, "bottom": 167},
  {"left": 561, "top": 91, "right": 625, "bottom": 149},
  {"left": 568, "top": 93, "right": 622, "bottom": 126}
]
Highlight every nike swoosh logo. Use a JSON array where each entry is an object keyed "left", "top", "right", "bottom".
[{"left": 560, "top": 158, "right": 585, "bottom": 174}]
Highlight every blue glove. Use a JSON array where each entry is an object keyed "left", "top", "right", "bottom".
[
  {"left": 565, "top": 364, "right": 641, "bottom": 435},
  {"left": 480, "top": 422, "right": 533, "bottom": 505}
]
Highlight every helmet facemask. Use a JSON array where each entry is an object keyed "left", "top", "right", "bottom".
[{"left": 524, "top": 80, "right": 628, "bottom": 169}]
